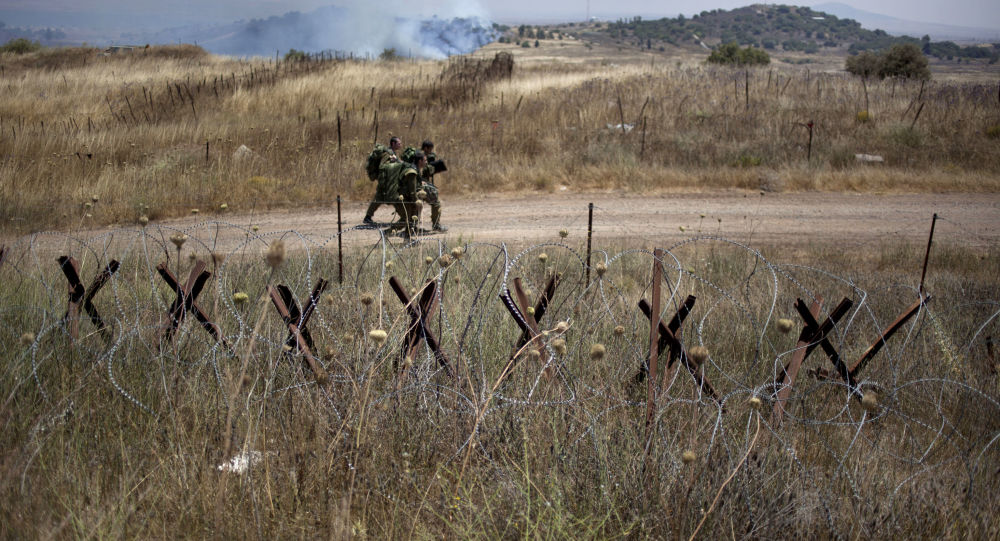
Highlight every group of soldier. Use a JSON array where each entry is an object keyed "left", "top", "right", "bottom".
[{"left": 362, "top": 136, "right": 447, "bottom": 239}]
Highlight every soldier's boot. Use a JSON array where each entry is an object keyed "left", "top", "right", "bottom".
[
  {"left": 431, "top": 204, "right": 447, "bottom": 232},
  {"left": 364, "top": 201, "right": 385, "bottom": 224}
]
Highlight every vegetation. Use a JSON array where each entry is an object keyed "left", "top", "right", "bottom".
[
  {"left": 846, "top": 43, "right": 930, "bottom": 80},
  {"left": 600, "top": 5, "right": 999, "bottom": 61},
  {"left": 0, "top": 37, "right": 42, "bottom": 54},
  {"left": 0, "top": 226, "right": 997, "bottom": 538},
  {"left": 707, "top": 41, "right": 770, "bottom": 66},
  {"left": 0, "top": 43, "right": 998, "bottom": 232}
]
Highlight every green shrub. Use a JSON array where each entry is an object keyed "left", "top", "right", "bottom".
[
  {"left": 284, "top": 49, "right": 307, "bottom": 62},
  {"left": 889, "top": 125, "right": 922, "bottom": 148},
  {"left": 1, "top": 37, "right": 42, "bottom": 54},
  {"left": 707, "top": 41, "right": 770, "bottom": 66}
]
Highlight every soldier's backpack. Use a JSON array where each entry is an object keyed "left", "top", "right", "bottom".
[
  {"left": 365, "top": 143, "right": 390, "bottom": 181},
  {"left": 400, "top": 146, "right": 418, "bottom": 164}
]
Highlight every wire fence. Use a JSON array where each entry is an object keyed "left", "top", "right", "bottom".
[{"left": 2, "top": 216, "right": 998, "bottom": 534}]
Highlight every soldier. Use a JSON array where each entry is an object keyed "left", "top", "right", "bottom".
[
  {"left": 378, "top": 151, "right": 421, "bottom": 239},
  {"left": 416, "top": 140, "right": 447, "bottom": 232},
  {"left": 363, "top": 136, "right": 403, "bottom": 225}
]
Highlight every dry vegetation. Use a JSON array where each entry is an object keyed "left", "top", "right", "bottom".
[
  {"left": 1, "top": 38, "right": 999, "bottom": 538},
  {"left": 1, "top": 39, "right": 999, "bottom": 234}
]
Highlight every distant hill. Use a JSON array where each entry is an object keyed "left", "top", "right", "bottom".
[
  {"left": 600, "top": 4, "right": 999, "bottom": 62},
  {"left": 813, "top": 3, "right": 1000, "bottom": 42}
]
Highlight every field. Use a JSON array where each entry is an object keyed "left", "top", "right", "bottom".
[{"left": 1, "top": 35, "right": 999, "bottom": 539}]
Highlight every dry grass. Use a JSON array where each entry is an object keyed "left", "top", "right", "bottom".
[
  {"left": 1, "top": 42, "right": 999, "bottom": 233},
  {"left": 0, "top": 226, "right": 997, "bottom": 538}
]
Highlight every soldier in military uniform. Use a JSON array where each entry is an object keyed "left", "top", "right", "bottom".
[
  {"left": 363, "top": 136, "right": 403, "bottom": 225},
  {"left": 378, "top": 150, "right": 422, "bottom": 239},
  {"left": 401, "top": 140, "right": 447, "bottom": 232}
]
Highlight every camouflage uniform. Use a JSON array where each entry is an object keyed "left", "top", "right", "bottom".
[
  {"left": 402, "top": 146, "right": 445, "bottom": 231},
  {"left": 419, "top": 151, "right": 444, "bottom": 230},
  {"left": 378, "top": 159, "right": 420, "bottom": 236},
  {"left": 363, "top": 148, "right": 397, "bottom": 223}
]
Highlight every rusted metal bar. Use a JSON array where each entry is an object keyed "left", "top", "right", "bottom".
[
  {"left": 585, "top": 203, "right": 594, "bottom": 284},
  {"left": 772, "top": 297, "right": 823, "bottom": 426},
  {"left": 919, "top": 213, "right": 938, "bottom": 294},
  {"left": 267, "top": 284, "right": 328, "bottom": 384},
  {"left": 511, "top": 275, "right": 560, "bottom": 352},
  {"left": 794, "top": 298, "right": 860, "bottom": 397},
  {"left": 336, "top": 195, "right": 343, "bottom": 284},
  {"left": 850, "top": 294, "right": 930, "bottom": 378},
  {"left": 156, "top": 261, "right": 229, "bottom": 350},
  {"left": 389, "top": 276, "right": 451, "bottom": 376},
  {"left": 58, "top": 256, "right": 119, "bottom": 342}
]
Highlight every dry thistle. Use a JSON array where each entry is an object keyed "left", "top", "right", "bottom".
[
  {"left": 689, "top": 345, "right": 709, "bottom": 366},
  {"left": 613, "top": 325, "right": 625, "bottom": 337},
  {"left": 91, "top": 195, "right": 99, "bottom": 203},
  {"left": 776, "top": 318, "right": 795, "bottom": 334},
  {"left": 551, "top": 338, "right": 567, "bottom": 355},
  {"left": 385, "top": 261, "right": 394, "bottom": 270},
  {"left": 595, "top": 262, "right": 607, "bottom": 277},
  {"left": 191, "top": 208, "right": 199, "bottom": 214},
  {"left": 219, "top": 203, "right": 228, "bottom": 210},
  {"left": 862, "top": 392, "right": 879, "bottom": 412},
  {"left": 554, "top": 321, "right": 569, "bottom": 334},
  {"left": 232, "top": 292, "right": 249, "bottom": 305},
  {"left": 450, "top": 247, "right": 464, "bottom": 260},
  {"left": 681, "top": 450, "right": 697, "bottom": 464},
  {"left": 169, "top": 233, "right": 188, "bottom": 249},
  {"left": 138, "top": 215, "right": 149, "bottom": 227},
  {"left": 360, "top": 293, "right": 374, "bottom": 306},
  {"left": 19, "top": 332, "right": 35, "bottom": 346},
  {"left": 590, "top": 343, "right": 606, "bottom": 361},
  {"left": 438, "top": 254, "right": 452, "bottom": 268},
  {"left": 538, "top": 253, "right": 548, "bottom": 263},
  {"left": 528, "top": 350, "right": 541, "bottom": 362},
  {"left": 748, "top": 395, "right": 763, "bottom": 410},
  {"left": 558, "top": 228, "right": 569, "bottom": 238},
  {"left": 369, "top": 329, "right": 388, "bottom": 345},
  {"left": 526, "top": 306, "right": 535, "bottom": 316},
  {"left": 425, "top": 256, "right": 434, "bottom": 265},
  {"left": 264, "top": 240, "right": 285, "bottom": 269}
]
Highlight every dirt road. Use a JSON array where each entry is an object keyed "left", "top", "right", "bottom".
[
  {"left": 141, "top": 191, "right": 1000, "bottom": 250},
  {"left": 14, "top": 191, "right": 998, "bottom": 254}
]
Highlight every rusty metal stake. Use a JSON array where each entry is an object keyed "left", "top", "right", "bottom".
[
  {"left": 337, "top": 195, "right": 343, "bottom": 284},
  {"left": 585, "top": 202, "right": 593, "bottom": 284},
  {"left": 919, "top": 213, "right": 938, "bottom": 294}
]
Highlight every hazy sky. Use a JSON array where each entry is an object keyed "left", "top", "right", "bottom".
[{"left": 2, "top": 1, "right": 998, "bottom": 30}]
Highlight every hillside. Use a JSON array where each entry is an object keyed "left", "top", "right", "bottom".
[{"left": 594, "top": 4, "right": 999, "bottom": 62}]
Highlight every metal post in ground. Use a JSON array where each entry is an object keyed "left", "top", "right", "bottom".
[
  {"left": 337, "top": 196, "right": 343, "bottom": 285},
  {"left": 919, "top": 213, "right": 938, "bottom": 294},
  {"left": 586, "top": 202, "right": 594, "bottom": 284}
]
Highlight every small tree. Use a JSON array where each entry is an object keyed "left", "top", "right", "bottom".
[
  {"left": 1, "top": 37, "right": 42, "bottom": 54},
  {"left": 845, "top": 51, "right": 880, "bottom": 79},
  {"left": 879, "top": 43, "right": 930, "bottom": 80},
  {"left": 707, "top": 42, "right": 770, "bottom": 66}
]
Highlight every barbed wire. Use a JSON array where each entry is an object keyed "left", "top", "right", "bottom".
[{"left": 2, "top": 218, "right": 998, "bottom": 534}]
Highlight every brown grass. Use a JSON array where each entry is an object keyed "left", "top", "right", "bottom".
[{"left": 1, "top": 41, "right": 998, "bottom": 235}]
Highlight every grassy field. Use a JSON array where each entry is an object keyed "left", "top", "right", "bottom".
[
  {"left": 1, "top": 37, "right": 999, "bottom": 538},
  {"left": 1, "top": 37, "right": 999, "bottom": 234},
  {"left": 0, "top": 222, "right": 998, "bottom": 538}
]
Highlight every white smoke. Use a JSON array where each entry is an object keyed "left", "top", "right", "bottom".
[{"left": 190, "top": 1, "right": 498, "bottom": 58}]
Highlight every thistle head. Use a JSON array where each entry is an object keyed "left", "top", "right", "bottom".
[{"left": 590, "top": 343, "right": 606, "bottom": 361}]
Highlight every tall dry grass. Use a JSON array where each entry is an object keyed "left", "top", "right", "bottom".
[{"left": 1, "top": 43, "right": 999, "bottom": 234}]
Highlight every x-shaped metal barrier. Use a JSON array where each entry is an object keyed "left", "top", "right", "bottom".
[
  {"left": 389, "top": 276, "right": 452, "bottom": 378},
  {"left": 156, "top": 261, "right": 228, "bottom": 350},
  {"left": 637, "top": 296, "right": 721, "bottom": 402},
  {"left": 499, "top": 275, "right": 560, "bottom": 380},
  {"left": 57, "top": 255, "right": 120, "bottom": 342},
  {"left": 267, "top": 279, "right": 329, "bottom": 384}
]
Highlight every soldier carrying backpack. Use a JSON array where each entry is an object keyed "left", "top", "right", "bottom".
[{"left": 363, "top": 136, "right": 403, "bottom": 225}]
